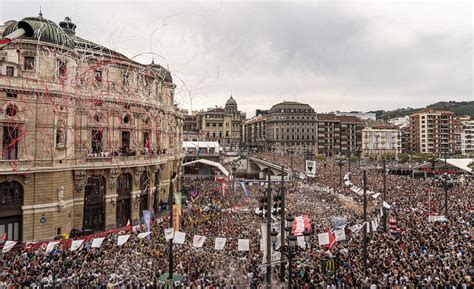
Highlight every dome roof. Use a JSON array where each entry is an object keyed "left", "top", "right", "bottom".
[
  {"left": 226, "top": 96, "right": 237, "bottom": 106},
  {"left": 150, "top": 63, "right": 173, "bottom": 83},
  {"left": 270, "top": 101, "right": 314, "bottom": 113},
  {"left": 2, "top": 15, "right": 75, "bottom": 49}
]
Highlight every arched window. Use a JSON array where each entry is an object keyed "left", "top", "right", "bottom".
[
  {"left": 116, "top": 173, "right": 132, "bottom": 228},
  {"left": 83, "top": 175, "right": 105, "bottom": 232},
  {"left": 0, "top": 181, "right": 23, "bottom": 241}
]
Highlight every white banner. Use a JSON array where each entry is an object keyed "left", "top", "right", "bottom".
[
  {"left": 173, "top": 231, "right": 186, "bottom": 244},
  {"left": 305, "top": 160, "right": 316, "bottom": 177},
  {"left": 317, "top": 232, "right": 329, "bottom": 246},
  {"left": 117, "top": 235, "right": 130, "bottom": 246},
  {"left": 261, "top": 222, "right": 281, "bottom": 264},
  {"left": 138, "top": 232, "right": 151, "bottom": 239},
  {"left": 2, "top": 241, "right": 17, "bottom": 253},
  {"left": 383, "top": 201, "right": 391, "bottom": 209},
  {"left": 334, "top": 229, "right": 346, "bottom": 241},
  {"left": 193, "top": 235, "right": 206, "bottom": 248},
  {"left": 70, "top": 240, "right": 84, "bottom": 252},
  {"left": 214, "top": 237, "right": 226, "bottom": 250},
  {"left": 297, "top": 235, "right": 306, "bottom": 248},
  {"left": 238, "top": 239, "right": 250, "bottom": 251},
  {"left": 428, "top": 215, "right": 447, "bottom": 222},
  {"left": 46, "top": 241, "right": 59, "bottom": 253},
  {"left": 91, "top": 237, "right": 105, "bottom": 248},
  {"left": 164, "top": 228, "right": 174, "bottom": 241}
]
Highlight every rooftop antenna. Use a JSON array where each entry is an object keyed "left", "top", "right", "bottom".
[
  {"left": 151, "top": 56, "right": 155, "bottom": 65},
  {"left": 39, "top": 6, "right": 43, "bottom": 18}
]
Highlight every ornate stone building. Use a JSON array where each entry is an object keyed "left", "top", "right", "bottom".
[
  {"left": 0, "top": 15, "right": 184, "bottom": 241},
  {"left": 265, "top": 101, "right": 317, "bottom": 154},
  {"left": 196, "top": 96, "right": 242, "bottom": 150}
]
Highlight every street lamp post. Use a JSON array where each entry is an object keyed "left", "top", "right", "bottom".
[
  {"left": 265, "top": 167, "right": 272, "bottom": 288},
  {"left": 168, "top": 171, "right": 177, "bottom": 287},
  {"left": 279, "top": 165, "right": 285, "bottom": 282},
  {"left": 444, "top": 152, "right": 448, "bottom": 218},
  {"left": 362, "top": 170, "right": 368, "bottom": 277},
  {"left": 382, "top": 155, "right": 387, "bottom": 232},
  {"left": 337, "top": 158, "right": 344, "bottom": 186},
  {"left": 270, "top": 215, "right": 312, "bottom": 289}
]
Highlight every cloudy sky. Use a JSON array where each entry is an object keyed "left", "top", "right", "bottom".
[{"left": 1, "top": 0, "right": 472, "bottom": 117}]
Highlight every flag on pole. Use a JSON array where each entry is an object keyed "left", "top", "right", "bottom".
[
  {"left": 91, "top": 237, "right": 105, "bottom": 248},
  {"left": 138, "top": 232, "right": 151, "bottom": 239},
  {"left": 45, "top": 241, "right": 59, "bottom": 253},
  {"left": 238, "top": 239, "right": 249, "bottom": 251},
  {"left": 70, "top": 240, "right": 84, "bottom": 252},
  {"left": 214, "top": 237, "right": 226, "bottom": 250},
  {"left": 305, "top": 160, "right": 316, "bottom": 177},
  {"left": 173, "top": 231, "right": 186, "bottom": 244},
  {"left": 1, "top": 232, "right": 6, "bottom": 241},
  {"left": 1, "top": 241, "right": 16, "bottom": 253},
  {"left": 117, "top": 235, "right": 130, "bottom": 246},
  {"left": 192, "top": 235, "right": 206, "bottom": 248},
  {"left": 164, "top": 228, "right": 174, "bottom": 240}
]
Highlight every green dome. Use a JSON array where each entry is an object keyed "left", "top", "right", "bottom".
[{"left": 2, "top": 16, "right": 75, "bottom": 49}]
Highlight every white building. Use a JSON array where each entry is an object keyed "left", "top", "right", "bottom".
[
  {"left": 334, "top": 111, "right": 377, "bottom": 121},
  {"left": 461, "top": 120, "right": 474, "bottom": 157},
  {"left": 362, "top": 121, "right": 399, "bottom": 159}
]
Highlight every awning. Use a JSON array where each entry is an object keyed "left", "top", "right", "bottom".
[{"left": 182, "top": 159, "right": 229, "bottom": 177}]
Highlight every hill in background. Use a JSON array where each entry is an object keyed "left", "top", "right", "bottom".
[{"left": 369, "top": 101, "right": 474, "bottom": 120}]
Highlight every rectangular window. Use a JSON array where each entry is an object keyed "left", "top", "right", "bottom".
[
  {"left": 6, "top": 93, "right": 17, "bottom": 98},
  {"left": 121, "top": 131, "right": 130, "bottom": 153},
  {"left": 24, "top": 56, "right": 35, "bottom": 71},
  {"left": 3, "top": 126, "right": 19, "bottom": 160},
  {"left": 58, "top": 59, "right": 67, "bottom": 77},
  {"left": 123, "top": 73, "right": 129, "bottom": 87},
  {"left": 6, "top": 66, "right": 14, "bottom": 76},
  {"left": 143, "top": 131, "right": 151, "bottom": 150},
  {"left": 91, "top": 130, "right": 103, "bottom": 154},
  {"left": 95, "top": 70, "right": 102, "bottom": 82}
]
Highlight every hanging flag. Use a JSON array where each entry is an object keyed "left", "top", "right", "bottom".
[
  {"left": 1, "top": 232, "right": 6, "bottom": 241},
  {"left": 91, "top": 237, "right": 105, "bottom": 248},
  {"left": 45, "top": 241, "right": 60, "bottom": 253},
  {"left": 138, "top": 232, "right": 151, "bottom": 239},
  {"left": 305, "top": 160, "right": 316, "bottom": 177},
  {"left": 70, "top": 240, "right": 84, "bottom": 252},
  {"left": 238, "top": 239, "right": 250, "bottom": 251},
  {"left": 164, "top": 228, "right": 174, "bottom": 241},
  {"left": 143, "top": 210, "right": 152, "bottom": 239},
  {"left": 173, "top": 231, "right": 186, "bottom": 244},
  {"left": 318, "top": 232, "right": 329, "bottom": 246},
  {"left": 292, "top": 215, "right": 311, "bottom": 236},
  {"left": 389, "top": 217, "right": 398, "bottom": 235},
  {"left": 192, "top": 235, "right": 206, "bottom": 248},
  {"left": 326, "top": 230, "right": 336, "bottom": 249},
  {"left": 297, "top": 236, "right": 306, "bottom": 248},
  {"left": 215, "top": 237, "right": 226, "bottom": 250},
  {"left": 334, "top": 229, "right": 346, "bottom": 241},
  {"left": 1, "top": 241, "right": 16, "bottom": 253},
  {"left": 117, "top": 235, "right": 130, "bottom": 246},
  {"left": 126, "top": 219, "right": 132, "bottom": 232},
  {"left": 240, "top": 181, "right": 249, "bottom": 196}
]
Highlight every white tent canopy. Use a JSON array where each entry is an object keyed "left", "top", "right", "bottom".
[
  {"left": 446, "top": 158, "right": 473, "bottom": 174},
  {"left": 182, "top": 141, "right": 221, "bottom": 149},
  {"left": 182, "top": 159, "right": 229, "bottom": 177}
]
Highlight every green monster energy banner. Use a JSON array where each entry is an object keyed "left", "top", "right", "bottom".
[{"left": 322, "top": 257, "right": 336, "bottom": 279}]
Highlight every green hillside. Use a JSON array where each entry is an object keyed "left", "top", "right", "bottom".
[{"left": 370, "top": 101, "right": 474, "bottom": 120}]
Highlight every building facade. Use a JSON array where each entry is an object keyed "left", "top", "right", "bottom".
[
  {"left": 264, "top": 101, "right": 317, "bottom": 154},
  {"left": 461, "top": 119, "right": 474, "bottom": 157},
  {"left": 195, "top": 96, "right": 242, "bottom": 150},
  {"left": 0, "top": 15, "right": 184, "bottom": 241},
  {"left": 243, "top": 114, "right": 267, "bottom": 151},
  {"left": 409, "top": 109, "right": 458, "bottom": 156},
  {"left": 317, "top": 114, "right": 362, "bottom": 157},
  {"left": 361, "top": 121, "right": 399, "bottom": 159}
]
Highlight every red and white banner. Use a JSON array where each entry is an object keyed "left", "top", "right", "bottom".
[{"left": 292, "top": 215, "right": 311, "bottom": 236}]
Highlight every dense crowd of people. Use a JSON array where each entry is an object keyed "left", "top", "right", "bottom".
[{"left": 0, "top": 152, "right": 472, "bottom": 288}]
